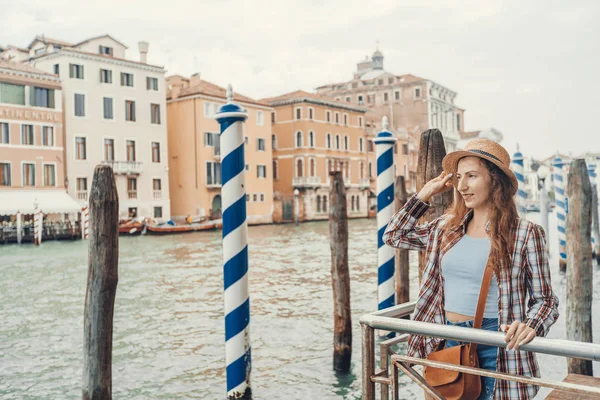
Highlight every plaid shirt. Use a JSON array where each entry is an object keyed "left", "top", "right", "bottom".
[{"left": 383, "top": 195, "right": 559, "bottom": 400}]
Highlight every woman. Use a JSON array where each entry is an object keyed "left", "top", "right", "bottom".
[{"left": 383, "top": 139, "right": 559, "bottom": 400}]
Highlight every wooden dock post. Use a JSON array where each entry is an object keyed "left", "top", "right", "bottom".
[
  {"left": 593, "top": 188, "right": 600, "bottom": 264},
  {"left": 83, "top": 165, "right": 119, "bottom": 399},
  {"left": 394, "top": 175, "right": 409, "bottom": 306},
  {"left": 329, "top": 171, "right": 352, "bottom": 372},
  {"left": 416, "top": 130, "right": 452, "bottom": 281},
  {"left": 565, "top": 159, "right": 593, "bottom": 376}
]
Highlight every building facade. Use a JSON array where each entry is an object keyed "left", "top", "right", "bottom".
[
  {"left": 0, "top": 60, "right": 81, "bottom": 220},
  {"left": 315, "top": 48, "right": 464, "bottom": 154},
  {"left": 262, "top": 90, "right": 369, "bottom": 222},
  {"left": 166, "top": 74, "right": 274, "bottom": 225},
  {"left": 19, "top": 34, "right": 171, "bottom": 221}
]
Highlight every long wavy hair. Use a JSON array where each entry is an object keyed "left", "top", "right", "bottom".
[{"left": 445, "top": 158, "right": 519, "bottom": 274}]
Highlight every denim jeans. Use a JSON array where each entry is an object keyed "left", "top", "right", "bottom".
[{"left": 445, "top": 318, "right": 498, "bottom": 400}]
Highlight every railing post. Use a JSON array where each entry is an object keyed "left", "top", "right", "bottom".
[
  {"left": 415, "top": 129, "right": 450, "bottom": 281},
  {"left": 329, "top": 171, "right": 352, "bottom": 372},
  {"left": 361, "top": 323, "right": 375, "bottom": 400},
  {"left": 511, "top": 145, "right": 527, "bottom": 218},
  {"left": 565, "top": 159, "right": 594, "bottom": 376},
  {"left": 553, "top": 155, "right": 568, "bottom": 272},
  {"left": 214, "top": 85, "right": 252, "bottom": 400},
  {"left": 82, "top": 164, "right": 119, "bottom": 399},
  {"left": 394, "top": 175, "right": 409, "bottom": 306},
  {"left": 373, "top": 116, "right": 397, "bottom": 316}
]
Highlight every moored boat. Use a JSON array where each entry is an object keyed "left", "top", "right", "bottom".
[
  {"left": 145, "top": 219, "right": 222, "bottom": 235},
  {"left": 118, "top": 220, "right": 144, "bottom": 235}
]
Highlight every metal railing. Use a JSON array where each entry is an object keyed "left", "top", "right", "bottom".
[
  {"left": 153, "top": 190, "right": 162, "bottom": 200},
  {"left": 77, "top": 190, "right": 88, "bottom": 201},
  {"left": 292, "top": 176, "right": 321, "bottom": 187},
  {"left": 102, "top": 161, "right": 143, "bottom": 175},
  {"left": 360, "top": 301, "right": 600, "bottom": 400},
  {"left": 128, "top": 190, "right": 137, "bottom": 200}
]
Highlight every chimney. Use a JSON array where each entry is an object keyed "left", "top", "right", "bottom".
[
  {"left": 138, "top": 41, "right": 149, "bottom": 64},
  {"left": 190, "top": 72, "right": 201, "bottom": 86}
]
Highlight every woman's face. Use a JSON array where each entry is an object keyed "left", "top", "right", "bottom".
[{"left": 456, "top": 157, "right": 492, "bottom": 210}]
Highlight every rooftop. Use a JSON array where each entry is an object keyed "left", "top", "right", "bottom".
[
  {"left": 167, "top": 76, "right": 269, "bottom": 107},
  {"left": 261, "top": 90, "right": 367, "bottom": 113},
  {"left": 0, "top": 60, "right": 59, "bottom": 79}
]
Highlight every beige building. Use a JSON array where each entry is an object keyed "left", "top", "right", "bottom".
[
  {"left": 166, "top": 74, "right": 274, "bottom": 225},
  {"left": 0, "top": 60, "right": 81, "bottom": 224},
  {"left": 8, "top": 34, "right": 172, "bottom": 221},
  {"left": 262, "top": 90, "right": 369, "bottom": 222}
]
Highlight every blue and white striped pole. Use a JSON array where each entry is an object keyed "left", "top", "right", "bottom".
[
  {"left": 512, "top": 146, "right": 527, "bottom": 218},
  {"left": 215, "top": 85, "right": 251, "bottom": 399},
  {"left": 587, "top": 163, "right": 598, "bottom": 260},
  {"left": 374, "top": 116, "right": 397, "bottom": 320},
  {"left": 553, "top": 155, "right": 567, "bottom": 272}
]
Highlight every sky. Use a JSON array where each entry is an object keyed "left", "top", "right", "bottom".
[{"left": 2, "top": 0, "right": 599, "bottom": 160}]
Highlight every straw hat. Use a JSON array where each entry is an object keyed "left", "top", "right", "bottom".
[{"left": 442, "top": 138, "right": 518, "bottom": 196}]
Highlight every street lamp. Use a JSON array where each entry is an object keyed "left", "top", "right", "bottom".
[{"left": 537, "top": 165, "right": 549, "bottom": 250}]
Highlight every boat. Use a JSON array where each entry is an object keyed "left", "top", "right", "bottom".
[
  {"left": 118, "top": 220, "right": 145, "bottom": 235},
  {"left": 145, "top": 219, "right": 222, "bottom": 235}
]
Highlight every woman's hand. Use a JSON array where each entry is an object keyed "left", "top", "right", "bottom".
[
  {"left": 416, "top": 171, "right": 454, "bottom": 203},
  {"left": 501, "top": 321, "right": 536, "bottom": 350}
]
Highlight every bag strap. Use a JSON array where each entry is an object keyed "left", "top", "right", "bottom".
[{"left": 468, "top": 262, "right": 495, "bottom": 360}]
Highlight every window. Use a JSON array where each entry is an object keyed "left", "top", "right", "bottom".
[
  {"left": 204, "top": 132, "right": 217, "bottom": 146},
  {"left": 206, "top": 161, "right": 222, "bottom": 185},
  {"left": 359, "top": 116, "right": 363, "bottom": 127},
  {"left": 22, "top": 163, "right": 35, "bottom": 186},
  {"left": 53, "top": 64, "right": 59, "bottom": 76},
  {"left": 272, "top": 134, "right": 277, "bottom": 150},
  {"left": 295, "top": 108, "right": 302, "bottom": 120},
  {"left": 402, "top": 144, "right": 409, "bottom": 155},
  {"left": 154, "top": 207, "right": 163, "bottom": 218},
  {"left": 326, "top": 111, "right": 331, "bottom": 122},
  {"left": 367, "top": 94, "right": 375, "bottom": 104},
  {"left": 359, "top": 138, "right": 364, "bottom": 152},
  {"left": 388, "top": 78, "right": 394, "bottom": 84},
  {"left": 395, "top": 91, "right": 400, "bottom": 101},
  {"left": 257, "top": 165, "right": 266, "bottom": 178},
  {"left": 127, "top": 178, "right": 137, "bottom": 199},
  {"left": 317, "top": 196, "right": 321, "bottom": 212},
  {"left": 31, "top": 87, "right": 55, "bottom": 108},
  {"left": 378, "top": 79, "right": 384, "bottom": 85},
  {"left": 343, "top": 114, "right": 348, "bottom": 125},
  {"left": 151, "top": 103, "right": 161, "bottom": 124},
  {"left": 335, "top": 113, "right": 340, "bottom": 124},
  {"left": 308, "top": 108, "right": 314, "bottom": 119},
  {"left": 74, "top": 93, "right": 85, "bottom": 117},
  {"left": 126, "top": 140, "right": 136, "bottom": 161},
  {"left": 152, "top": 142, "right": 161, "bottom": 162},
  {"left": 358, "top": 95, "right": 364, "bottom": 105},
  {"left": 344, "top": 136, "right": 348, "bottom": 150},
  {"left": 327, "top": 133, "right": 331, "bottom": 149},
  {"left": 369, "top": 162, "right": 373, "bottom": 178},
  {"left": 335, "top": 135, "right": 340, "bottom": 149},
  {"left": 21, "top": 125, "right": 34, "bottom": 145},
  {"left": 273, "top": 160, "right": 278, "bottom": 179},
  {"left": 246, "top": 164, "right": 250, "bottom": 171},
  {"left": 296, "top": 159, "right": 303, "bottom": 177},
  {"left": 323, "top": 196, "right": 327, "bottom": 212},
  {"left": 309, "top": 158, "right": 316, "bottom": 176},
  {"left": 42, "top": 126, "right": 54, "bottom": 146},
  {"left": 246, "top": 194, "right": 250, "bottom": 202},
  {"left": 125, "top": 100, "right": 136, "bottom": 121},
  {"left": 153, "top": 178, "right": 162, "bottom": 191},
  {"left": 0, "top": 163, "right": 11, "bottom": 186},
  {"left": 43, "top": 164, "right": 56, "bottom": 186},
  {"left": 414, "top": 87, "right": 422, "bottom": 99},
  {"left": 345, "top": 96, "right": 351, "bottom": 102},
  {"left": 99, "top": 45, "right": 113, "bottom": 55},
  {"left": 100, "top": 69, "right": 112, "bottom": 84},
  {"left": 1, "top": 123, "right": 9, "bottom": 144},
  {"left": 256, "top": 111, "right": 264, "bottom": 126},
  {"left": 257, "top": 138, "right": 265, "bottom": 151},
  {"left": 0, "top": 82, "right": 25, "bottom": 105},
  {"left": 260, "top": 194, "right": 264, "bottom": 202},
  {"left": 104, "top": 139, "right": 114, "bottom": 161},
  {"left": 77, "top": 177, "right": 87, "bottom": 191},
  {"left": 309, "top": 131, "right": 314, "bottom": 147},
  {"left": 383, "top": 92, "right": 389, "bottom": 102},
  {"left": 271, "top": 112, "right": 276, "bottom": 123},
  {"left": 368, "top": 141, "right": 374, "bottom": 152},
  {"left": 204, "top": 102, "right": 217, "bottom": 118},
  {"left": 121, "top": 72, "right": 134, "bottom": 87},
  {"left": 69, "top": 64, "right": 84, "bottom": 79},
  {"left": 146, "top": 77, "right": 159, "bottom": 91},
  {"left": 296, "top": 131, "right": 303, "bottom": 147},
  {"left": 75, "top": 137, "right": 87, "bottom": 160},
  {"left": 103, "top": 97, "right": 114, "bottom": 119},
  {"left": 457, "top": 114, "right": 461, "bottom": 131},
  {"left": 253, "top": 194, "right": 258, "bottom": 202},
  {"left": 357, "top": 196, "right": 360, "bottom": 211}
]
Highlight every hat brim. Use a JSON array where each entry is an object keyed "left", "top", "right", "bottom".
[{"left": 442, "top": 151, "right": 519, "bottom": 196}]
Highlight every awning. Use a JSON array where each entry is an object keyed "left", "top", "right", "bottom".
[{"left": 0, "top": 190, "right": 83, "bottom": 215}]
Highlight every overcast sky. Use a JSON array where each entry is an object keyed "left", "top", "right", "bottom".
[{"left": 3, "top": 0, "right": 599, "bottom": 160}]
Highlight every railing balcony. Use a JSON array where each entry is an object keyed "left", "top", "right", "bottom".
[
  {"left": 128, "top": 190, "right": 137, "bottom": 200},
  {"left": 76, "top": 190, "right": 88, "bottom": 201},
  {"left": 153, "top": 190, "right": 162, "bottom": 200},
  {"left": 206, "top": 181, "right": 222, "bottom": 189},
  {"left": 102, "top": 160, "right": 143, "bottom": 175},
  {"left": 344, "top": 177, "right": 351, "bottom": 187},
  {"left": 292, "top": 176, "right": 321, "bottom": 188},
  {"left": 359, "top": 178, "right": 370, "bottom": 189}
]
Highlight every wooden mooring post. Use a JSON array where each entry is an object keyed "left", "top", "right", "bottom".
[
  {"left": 83, "top": 165, "right": 119, "bottom": 399},
  {"left": 329, "top": 171, "right": 352, "bottom": 372},
  {"left": 416, "top": 130, "right": 452, "bottom": 281},
  {"left": 394, "top": 175, "right": 409, "bottom": 306},
  {"left": 565, "top": 159, "right": 593, "bottom": 376},
  {"left": 592, "top": 185, "right": 600, "bottom": 264}
]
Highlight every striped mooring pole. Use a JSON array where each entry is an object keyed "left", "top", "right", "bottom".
[
  {"left": 214, "top": 85, "right": 251, "bottom": 399},
  {"left": 553, "top": 155, "right": 567, "bottom": 272},
  {"left": 33, "top": 199, "right": 42, "bottom": 245},
  {"left": 373, "top": 116, "right": 397, "bottom": 318},
  {"left": 587, "top": 163, "right": 598, "bottom": 259},
  {"left": 512, "top": 145, "right": 527, "bottom": 218},
  {"left": 81, "top": 203, "right": 89, "bottom": 240}
]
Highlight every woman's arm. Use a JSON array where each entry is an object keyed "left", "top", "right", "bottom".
[{"left": 524, "top": 223, "right": 560, "bottom": 337}]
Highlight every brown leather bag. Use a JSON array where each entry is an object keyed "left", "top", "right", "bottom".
[{"left": 423, "top": 264, "right": 494, "bottom": 400}]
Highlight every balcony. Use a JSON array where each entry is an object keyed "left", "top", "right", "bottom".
[
  {"left": 76, "top": 190, "right": 88, "bottom": 201},
  {"left": 153, "top": 190, "right": 162, "bottom": 200},
  {"left": 292, "top": 176, "right": 321, "bottom": 188},
  {"left": 102, "top": 161, "right": 143, "bottom": 175},
  {"left": 206, "top": 181, "right": 222, "bottom": 189},
  {"left": 359, "top": 178, "right": 370, "bottom": 189},
  {"left": 128, "top": 190, "right": 137, "bottom": 200},
  {"left": 344, "top": 177, "right": 351, "bottom": 187}
]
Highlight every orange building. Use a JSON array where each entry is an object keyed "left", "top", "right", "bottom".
[
  {"left": 166, "top": 74, "right": 274, "bottom": 224},
  {"left": 262, "top": 91, "right": 369, "bottom": 222}
]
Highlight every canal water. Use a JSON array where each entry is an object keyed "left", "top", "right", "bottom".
[{"left": 1, "top": 212, "right": 599, "bottom": 399}]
